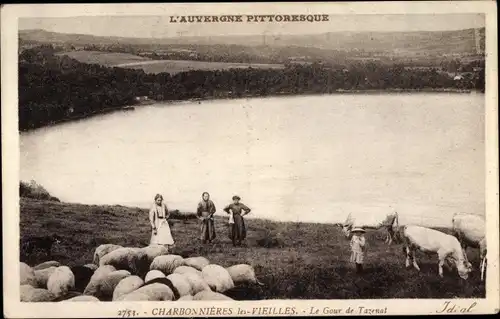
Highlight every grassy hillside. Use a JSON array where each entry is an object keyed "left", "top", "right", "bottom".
[
  {"left": 54, "top": 51, "right": 151, "bottom": 67},
  {"left": 55, "top": 51, "right": 285, "bottom": 74},
  {"left": 19, "top": 198, "right": 485, "bottom": 299},
  {"left": 113, "top": 60, "right": 285, "bottom": 74}
]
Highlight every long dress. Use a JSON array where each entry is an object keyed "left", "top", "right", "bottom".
[
  {"left": 197, "top": 200, "right": 216, "bottom": 242},
  {"left": 223, "top": 203, "right": 251, "bottom": 245},
  {"left": 149, "top": 202, "right": 174, "bottom": 245}
]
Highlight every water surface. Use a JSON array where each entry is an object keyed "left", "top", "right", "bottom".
[{"left": 20, "top": 93, "right": 485, "bottom": 227}]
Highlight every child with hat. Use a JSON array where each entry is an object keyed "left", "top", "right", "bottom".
[{"left": 350, "top": 227, "right": 366, "bottom": 274}]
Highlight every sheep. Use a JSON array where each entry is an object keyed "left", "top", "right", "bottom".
[
  {"left": 112, "top": 276, "right": 144, "bottom": 301},
  {"left": 33, "top": 261, "right": 61, "bottom": 271},
  {"left": 201, "top": 264, "right": 234, "bottom": 293},
  {"left": 20, "top": 262, "right": 37, "bottom": 287},
  {"left": 93, "top": 244, "right": 123, "bottom": 264},
  {"left": 226, "top": 264, "right": 264, "bottom": 286},
  {"left": 20, "top": 284, "right": 56, "bottom": 302},
  {"left": 166, "top": 273, "right": 193, "bottom": 297},
  {"left": 116, "top": 291, "right": 158, "bottom": 301},
  {"left": 141, "top": 245, "right": 169, "bottom": 264},
  {"left": 70, "top": 265, "right": 95, "bottom": 292},
  {"left": 83, "top": 270, "right": 131, "bottom": 300},
  {"left": 116, "top": 283, "right": 175, "bottom": 301},
  {"left": 149, "top": 255, "right": 184, "bottom": 275},
  {"left": 193, "top": 290, "right": 233, "bottom": 301},
  {"left": 83, "top": 265, "right": 116, "bottom": 295},
  {"left": 83, "top": 264, "right": 98, "bottom": 271},
  {"left": 63, "top": 295, "right": 100, "bottom": 302},
  {"left": 181, "top": 272, "right": 211, "bottom": 295},
  {"left": 34, "top": 266, "right": 57, "bottom": 289},
  {"left": 183, "top": 256, "right": 210, "bottom": 271},
  {"left": 141, "top": 277, "right": 180, "bottom": 300},
  {"left": 178, "top": 295, "right": 194, "bottom": 301},
  {"left": 47, "top": 266, "right": 75, "bottom": 298},
  {"left": 145, "top": 270, "right": 166, "bottom": 282},
  {"left": 99, "top": 247, "right": 149, "bottom": 278},
  {"left": 173, "top": 266, "right": 201, "bottom": 276}
]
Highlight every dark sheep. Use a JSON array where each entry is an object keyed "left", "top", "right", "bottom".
[
  {"left": 70, "top": 266, "right": 95, "bottom": 293},
  {"left": 140, "top": 277, "right": 180, "bottom": 300}
]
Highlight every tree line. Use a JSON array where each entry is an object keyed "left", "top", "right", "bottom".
[{"left": 19, "top": 47, "right": 485, "bottom": 131}]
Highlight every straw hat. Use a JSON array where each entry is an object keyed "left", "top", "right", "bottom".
[{"left": 351, "top": 227, "right": 366, "bottom": 233}]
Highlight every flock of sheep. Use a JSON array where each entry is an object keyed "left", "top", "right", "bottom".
[{"left": 20, "top": 244, "right": 263, "bottom": 302}]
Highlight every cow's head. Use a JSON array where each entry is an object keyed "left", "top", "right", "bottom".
[
  {"left": 342, "top": 224, "right": 352, "bottom": 238},
  {"left": 457, "top": 259, "right": 473, "bottom": 280}
]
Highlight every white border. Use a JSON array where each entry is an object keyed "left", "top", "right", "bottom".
[{"left": 2, "top": 2, "right": 498, "bottom": 317}]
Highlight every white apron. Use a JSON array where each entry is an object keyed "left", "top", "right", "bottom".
[
  {"left": 150, "top": 219, "right": 174, "bottom": 245},
  {"left": 150, "top": 203, "right": 174, "bottom": 245}
]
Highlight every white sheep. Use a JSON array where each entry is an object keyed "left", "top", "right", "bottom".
[
  {"left": 144, "top": 270, "right": 166, "bottom": 282},
  {"left": 83, "top": 270, "right": 131, "bottom": 300},
  {"left": 99, "top": 247, "right": 149, "bottom": 277},
  {"left": 149, "top": 255, "right": 184, "bottom": 275},
  {"left": 47, "top": 266, "right": 75, "bottom": 298},
  {"left": 141, "top": 245, "right": 169, "bottom": 264},
  {"left": 33, "top": 261, "right": 61, "bottom": 271},
  {"left": 193, "top": 290, "right": 233, "bottom": 301},
  {"left": 83, "top": 264, "right": 98, "bottom": 271},
  {"left": 178, "top": 294, "right": 194, "bottom": 301},
  {"left": 181, "top": 272, "right": 211, "bottom": 294},
  {"left": 116, "top": 283, "right": 175, "bottom": 301},
  {"left": 173, "top": 266, "right": 201, "bottom": 276},
  {"left": 183, "top": 256, "right": 210, "bottom": 271},
  {"left": 34, "top": 266, "right": 57, "bottom": 289},
  {"left": 201, "top": 264, "right": 234, "bottom": 293},
  {"left": 112, "top": 276, "right": 144, "bottom": 301},
  {"left": 20, "top": 262, "right": 37, "bottom": 287},
  {"left": 166, "top": 273, "right": 192, "bottom": 297},
  {"left": 20, "top": 284, "right": 56, "bottom": 302},
  {"left": 226, "top": 264, "right": 264, "bottom": 285},
  {"left": 63, "top": 295, "right": 100, "bottom": 302},
  {"left": 83, "top": 265, "right": 116, "bottom": 295},
  {"left": 93, "top": 244, "right": 123, "bottom": 264},
  {"left": 116, "top": 291, "right": 158, "bottom": 301}
]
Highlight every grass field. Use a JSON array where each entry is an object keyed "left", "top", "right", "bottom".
[
  {"left": 56, "top": 51, "right": 285, "bottom": 74},
  {"left": 19, "top": 198, "right": 486, "bottom": 300},
  {"left": 55, "top": 51, "right": 151, "bottom": 67},
  {"left": 114, "top": 60, "right": 285, "bottom": 75}
]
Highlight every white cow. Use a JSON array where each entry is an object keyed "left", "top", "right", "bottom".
[
  {"left": 402, "top": 225, "right": 472, "bottom": 280},
  {"left": 452, "top": 213, "right": 487, "bottom": 281},
  {"left": 341, "top": 212, "right": 400, "bottom": 245}
]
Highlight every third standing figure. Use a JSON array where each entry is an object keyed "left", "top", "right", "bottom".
[{"left": 223, "top": 195, "right": 251, "bottom": 247}]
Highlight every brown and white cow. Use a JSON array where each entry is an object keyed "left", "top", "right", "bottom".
[{"left": 402, "top": 225, "right": 472, "bottom": 280}]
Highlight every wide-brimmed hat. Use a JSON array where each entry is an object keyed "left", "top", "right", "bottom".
[
  {"left": 232, "top": 195, "right": 241, "bottom": 200},
  {"left": 351, "top": 227, "right": 366, "bottom": 233}
]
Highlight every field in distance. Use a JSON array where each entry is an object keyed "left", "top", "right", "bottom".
[
  {"left": 56, "top": 50, "right": 285, "bottom": 74},
  {"left": 20, "top": 197, "right": 485, "bottom": 300}
]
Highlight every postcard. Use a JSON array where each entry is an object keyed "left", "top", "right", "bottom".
[{"left": 2, "top": 1, "right": 498, "bottom": 317}]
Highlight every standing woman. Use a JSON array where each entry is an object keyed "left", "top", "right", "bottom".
[
  {"left": 197, "top": 192, "right": 216, "bottom": 244},
  {"left": 223, "top": 195, "right": 251, "bottom": 247},
  {"left": 149, "top": 194, "right": 175, "bottom": 248}
]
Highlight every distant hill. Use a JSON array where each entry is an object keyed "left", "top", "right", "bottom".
[{"left": 19, "top": 28, "right": 485, "bottom": 56}]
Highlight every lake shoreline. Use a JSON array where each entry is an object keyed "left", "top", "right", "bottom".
[{"left": 19, "top": 88, "right": 479, "bottom": 132}]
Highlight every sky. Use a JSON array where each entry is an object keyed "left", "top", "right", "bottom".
[{"left": 18, "top": 14, "right": 485, "bottom": 38}]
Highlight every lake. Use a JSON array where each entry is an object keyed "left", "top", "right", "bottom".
[{"left": 20, "top": 93, "right": 485, "bottom": 227}]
